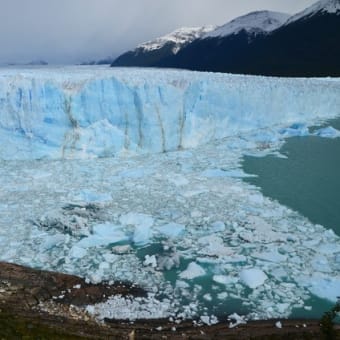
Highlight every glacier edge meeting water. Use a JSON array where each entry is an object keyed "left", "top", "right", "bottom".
[{"left": 1, "top": 66, "right": 340, "bottom": 160}]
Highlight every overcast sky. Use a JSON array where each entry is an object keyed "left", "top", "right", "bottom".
[{"left": 0, "top": 0, "right": 315, "bottom": 64}]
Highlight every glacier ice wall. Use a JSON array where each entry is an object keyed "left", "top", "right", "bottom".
[{"left": 0, "top": 66, "right": 340, "bottom": 160}]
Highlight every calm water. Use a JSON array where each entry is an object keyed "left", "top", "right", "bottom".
[{"left": 243, "top": 119, "right": 340, "bottom": 236}]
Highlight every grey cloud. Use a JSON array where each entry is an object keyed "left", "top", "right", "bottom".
[{"left": 0, "top": 0, "right": 315, "bottom": 64}]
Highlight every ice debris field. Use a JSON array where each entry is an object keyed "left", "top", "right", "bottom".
[{"left": 1, "top": 66, "right": 340, "bottom": 322}]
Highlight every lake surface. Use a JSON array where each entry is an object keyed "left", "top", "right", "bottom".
[{"left": 243, "top": 118, "right": 340, "bottom": 236}]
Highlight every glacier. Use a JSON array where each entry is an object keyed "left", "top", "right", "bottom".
[
  {"left": 1, "top": 66, "right": 340, "bottom": 160},
  {"left": 1, "top": 66, "right": 340, "bottom": 322}
]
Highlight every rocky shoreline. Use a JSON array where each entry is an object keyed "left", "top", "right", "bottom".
[{"left": 0, "top": 262, "right": 338, "bottom": 339}]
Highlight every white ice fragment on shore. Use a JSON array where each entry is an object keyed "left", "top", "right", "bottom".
[
  {"left": 156, "top": 223, "right": 185, "bottom": 238},
  {"left": 275, "top": 321, "right": 282, "bottom": 329},
  {"left": 179, "top": 262, "right": 206, "bottom": 280},
  {"left": 240, "top": 268, "right": 267, "bottom": 289},
  {"left": 200, "top": 315, "right": 219, "bottom": 325},
  {"left": 314, "top": 126, "right": 340, "bottom": 139},
  {"left": 86, "top": 294, "right": 171, "bottom": 321},
  {"left": 228, "top": 313, "right": 246, "bottom": 328}
]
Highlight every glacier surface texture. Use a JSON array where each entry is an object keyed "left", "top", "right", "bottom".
[{"left": 1, "top": 66, "right": 340, "bottom": 160}]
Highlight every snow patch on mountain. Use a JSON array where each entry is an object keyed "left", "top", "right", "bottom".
[
  {"left": 137, "top": 26, "right": 216, "bottom": 54},
  {"left": 204, "top": 11, "right": 290, "bottom": 39},
  {"left": 286, "top": 0, "right": 340, "bottom": 24}
]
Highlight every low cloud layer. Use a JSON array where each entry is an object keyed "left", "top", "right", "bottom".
[{"left": 0, "top": 0, "right": 314, "bottom": 64}]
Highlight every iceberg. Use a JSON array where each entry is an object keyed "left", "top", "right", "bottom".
[{"left": 1, "top": 67, "right": 340, "bottom": 160}]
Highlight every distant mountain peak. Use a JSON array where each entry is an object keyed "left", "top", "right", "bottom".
[
  {"left": 204, "top": 10, "right": 290, "bottom": 39},
  {"left": 137, "top": 26, "right": 216, "bottom": 54},
  {"left": 287, "top": 0, "right": 340, "bottom": 24}
]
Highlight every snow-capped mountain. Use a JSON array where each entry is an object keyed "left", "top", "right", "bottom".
[
  {"left": 111, "top": 11, "right": 286, "bottom": 68},
  {"left": 112, "top": 0, "right": 340, "bottom": 77},
  {"left": 286, "top": 0, "right": 340, "bottom": 24},
  {"left": 138, "top": 26, "right": 215, "bottom": 54},
  {"left": 111, "top": 26, "right": 214, "bottom": 67},
  {"left": 204, "top": 11, "right": 289, "bottom": 38}
]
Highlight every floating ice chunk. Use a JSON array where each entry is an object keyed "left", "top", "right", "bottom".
[
  {"left": 301, "top": 274, "right": 340, "bottom": 302},
  {"left": 69, "top": 246, "right": 87, "bottom": 259},
  {"left": 202, "top": 168, "right": 257, "bottom": 178},
  {"left": 133, "top": 224, "right": 152, "bottom": 246},
  {"left": 144, "top": 255, "right": 157, "bottom": 268},
  {"left": 73, "top": 190, "right": 112, "bottom": 203},
  {"left": 120, "top": 213, "right": 154, "bottom": 246},
  {"left": 252, "top": 249, "right": 287, "bottom": 263},
  {"left": 198, "top": 235, "right": 232, "bottom": 257},
  {"left": 120, "top": 213, "right": 154, "bottom": 228},
  {"left": 279, "top": 123, "right": 310, "bottom": 137},
  {"left": 311, "top": 255, "right": 332, "bottom": 273},
  {"left": 276, "top": 303, "right": 290, "bottom": 314},
  {"left": 76, "top": 223, "right": 128, "bottom": 248},
  {"left": 179, "top": 262, "right": 206, "bottom": 280},
  {"left": 167, "top": 174, "right": 189, "bottom": 186},
  {"left": 240, "top": 268, "right": 268, "bottom": 289},
  {"left": 156, "top": 223, "right": 185, "bottom": 238},
  {"left": 213, "top": 275, "right": 238, "bottom": 285},
  {"left": 210, "top": 221, "right": 225, "bottom": 232},
  {"left": 240, "top": 216, "right": 286, "bottom": 243},
  {"left": 118, "top": 167, "right": 154, "bottom": 178},
  {"left": 40, "top": 234, "right": 65, "bottom": 251},
  {"left": 314, "top": 126, "right": 340, "bottom": 139},
  {"left": 317, "top": 242, "right": 340, "bottom": 255},
  {"left": 92, "top": 223, "right": 123, "bottom": 237}
]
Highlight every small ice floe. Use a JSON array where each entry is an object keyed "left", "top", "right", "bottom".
[
  {"left": 157, "top": 241, "right": 181, "bottom": 271},
  {"left": 314, "top": 126, "right": 340, "bottom": 139},
  {"left": 143, "top": 255, "right": 157, "bottom": 268},
  {"left": 120, "top": 213, "right": 154, "bottom": 246},
  {"left": 228, "top": 313, "right": 246, "bottom": 328},
  {"left": 76, "top": 223, "right": 128, "bottom": 248},
  {"left": 239, "top": 268, "right": 268, "bottom": 289},
  {"left": 279, "top": 123, "right": 309, "bottom": 138},
  {"left": 179, "top": 262, "right": 206, "bottom": 280},
  {"left": 156, "top": 222, "right": 185, "bottom": 238}
]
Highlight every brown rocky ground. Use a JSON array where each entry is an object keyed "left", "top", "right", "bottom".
[{"left": 0, "top": 262, "right": 339, "bottom": 339}]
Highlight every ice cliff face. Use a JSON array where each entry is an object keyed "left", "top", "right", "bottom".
[{"left": 1, "top": 66, "right": 340, "bottom": 160}]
